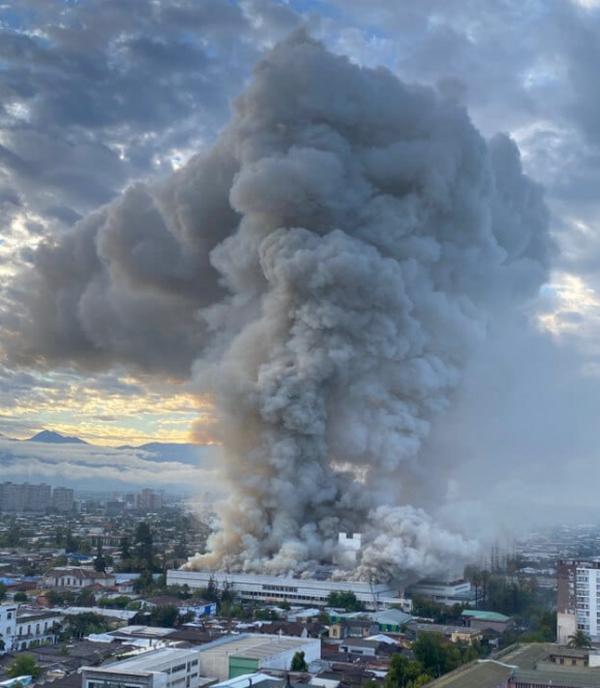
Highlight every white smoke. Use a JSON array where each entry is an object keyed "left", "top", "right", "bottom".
[
  {"left": 184, "top": 32, "right": 549, "bottom": 580},
  {"left": 4, "top": 32, "right": 550, "bottom": 581}
]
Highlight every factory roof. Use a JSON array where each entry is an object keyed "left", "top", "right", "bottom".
[
  {"left": 494, "top": 642, "right": 553, "bottom": 669},
  {"left": 198, "top": 633, "right": 316, "bottom": 660},
  {"left": 98, "top": 647, "right": 198, "bottom": 673},
  {"left": 513, "top": 668, "right": 600, "bottom": 687},
  {"left": 422, "top": 660, "right": 513, "bottom": 687},
  {"left": 462, "top": 609, "right": 511, "bottom": 623},
  {"left": 425, "top": 643, "right": 600, "bottom": 687},
  {"left": 212, "top": 673, "right": 277, "bottom": 688},
  {"left": 369, "top": 609, "right": 412, "bottom": 626},
  {"left": 411, "top": 623, "right": 481, "bottom": 636},
  {"left": 107, "top": 625, "right": 175, "bottom": 638}
]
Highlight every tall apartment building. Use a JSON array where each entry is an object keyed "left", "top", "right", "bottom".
[
  {"left": 27, "top": 482, "right": 52, "bottom": 511},
  {"left": 0, "top": 482, "right": 74, "bottom": 513},
  {"left": 136, "top": 488, "right": 163, "bottom": 512},
  {"left": 557, "top": 559, "right": 600, "bottom": 643},
  {"left": 52, "top": 486, "right": 74, "bottom": 512},
  {"left": 0, "top": 482, "right": 51, "bottom": 512}
]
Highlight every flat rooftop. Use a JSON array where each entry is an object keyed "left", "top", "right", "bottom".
[
  {"left": 108, "top": 625, "right": 175, "bottom": 638},
  {"left": 422, "top": 660, "right": 513, "bottom": 688},
  {"left": 426, "top": 643, "right": 600, "bottom": 687},
  {"left": 198, "top": 634, "right": 316, "bottom": 660},
  {"left": 169, "top": 570, "right": 395, "bottom": 592},
  {"left": 99, "top": 647, "right": 197, "bottom": 673}
]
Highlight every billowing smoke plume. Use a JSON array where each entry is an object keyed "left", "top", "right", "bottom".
[{"left": 2, "top": 32, "right": 550, "bottom": 581}]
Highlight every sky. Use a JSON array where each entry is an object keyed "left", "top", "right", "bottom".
[{"left": 2, "top": 0, "right": 600, "bottom": 512}]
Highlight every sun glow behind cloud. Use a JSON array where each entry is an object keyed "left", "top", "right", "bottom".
[
  {"left": 538, "top": 272, "right": 600, "bottom": 337},
  {"left": 2, "top": 369, "right": 218, "bottom": 446}
]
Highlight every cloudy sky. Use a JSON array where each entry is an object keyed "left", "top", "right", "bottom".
[{"left": 2, "top": 0, "right": 600, "bottom": 510}]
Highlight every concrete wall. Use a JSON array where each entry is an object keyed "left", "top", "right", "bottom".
[
  {"left": 198, "top": 636, "right": 321, "bottom": 681},
  {"left": 556, "top": 611, "right": 577, "bottom": 646},
  {"left": 259, "top": 638, "right": 320, "bottom": 672},
  {"left": 0, "top": 604, "right": 17, "bottom": 653}
]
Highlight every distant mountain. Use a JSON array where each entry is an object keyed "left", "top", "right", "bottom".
[
  {"left": 27, "top": 430, "right": 88, "bottom": 445},
  {"left": 119, "top": 441, "right": 214, "bottom": 467},
  {"left": 23, "top": 429, "right": 216, "bottom": 467}
]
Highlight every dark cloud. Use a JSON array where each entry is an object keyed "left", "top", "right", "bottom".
[{"left": 0, "top": 0, "right": 276, "bottom": 239}]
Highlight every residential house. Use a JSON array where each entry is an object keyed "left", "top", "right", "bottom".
[{"left": 43, "top": 567, "right": 115, "bottom": 590}]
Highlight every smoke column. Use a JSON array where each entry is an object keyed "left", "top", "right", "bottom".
[{"left": 3, "top": 33, "right": 550, "bottom": 581}]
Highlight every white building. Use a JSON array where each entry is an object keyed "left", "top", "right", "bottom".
[
  {"left": 0, "top": 603, "right": 17, "bottom": 654},
  {"left": 197, "top": 634, "right": 321, "bottom": 681},
  {"left": 82, "top": 647, "right": 206, "bottom": 688},
  {"left": 557, "top": 559, "right": 600, "bottom": 642},
  {"left": 336, "top": 533, "right": 362, "bottom": 567},
  {"left": 14, "top": 609, "right": 63, "bottom": 651},
  {"left": 43, "top": 567, "right": 115, "bottom": 589},
  {"left": 167, "top": 570, "right": 400, "bottom": 609},
  {"left": 407, "top": 578, "right": 476, "bottom": 607}
]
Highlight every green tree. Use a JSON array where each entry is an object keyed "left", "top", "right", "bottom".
[
  {"left": 255, "top": 608, "right": 281, "bottom": 621},
  {"left": 464, "top": 565, "right": 483, "bottom": 606},
  {"left": 201, "top": 576, "right": 219, "bottom": 603},
  {"left": 134, "top": 522, "right": 155, "bottom": 571},
  {"left": 3, "top": 521, "right": 21, "bottom": 547},
  {"left": 65, "top": 612, "right": 110, "bottom": 639},
  {"left": 7, "top": 654, "right": 42, "bottom": 679},
  {"left": 13, "top": 591, "right": 28, "bottom": 602},
  {"left": 326, "top": 590, "right": 365, "bottom": 611},
  {"left": 412, "top": 633, "right": 454, "bottom": 678},
  {"left": 147, "top": 605, "right": 179, "bottom": 628},
  {"left": 120, "top": 536, "right": 131, "bottom": 560},
  {"left": 220, "top": 580, "right": 235, "bottom": 605},
  {"left": 64, "top": 528, "right": 79, "bottom": 552},
  {"left": 385, "top": 654, "right": 429, "bottom": 688},
  {"left": 291, "top": 651, "right": 308, "bottom": 672},
  {"left": 75, "top": 588, "right": 96, "bottom": 606},
  {"left": 47, "top": 589, "right": 73, "bottom": 606},
  {"left": 411, "top": 597, "right": 466, "bottom": 624},
  {"left": 94, "top": 541, "right": 107, "bottom": 572},
  {"left": 407, "top": 676, "right": 432, "bottom": 688},
  {"left": 133, "top": 569, "right": 154, "bottom": 593},
  {"left": 0, "top": 582, "right": 6, "bottom": 601},
  {"left": 568, "top": 630, "right": 592, "bottom": 648},
  {"left": 98, "top": 595, "right": 131, "bottom": 609}
]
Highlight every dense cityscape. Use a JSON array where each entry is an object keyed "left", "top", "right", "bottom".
[{"left": 0, "top": 483, "right": 598, "bottom": 687}]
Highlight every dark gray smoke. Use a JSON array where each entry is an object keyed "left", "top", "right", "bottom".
[{"left": 2, "top": 32, "right": 550, "bottom": 580}]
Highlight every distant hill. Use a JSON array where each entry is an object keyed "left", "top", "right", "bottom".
[
  {"left": 0, "top": 431, "right": 220, "bottom": 493},
  {"left": 23, "top": 430, "right": 216, "bottom": 468},
  {"left": 119, "top": 441, "right": 212, "bottom": 466},
  {"left": 27, "top": 430, "right": 88, "bottom": 445}
]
